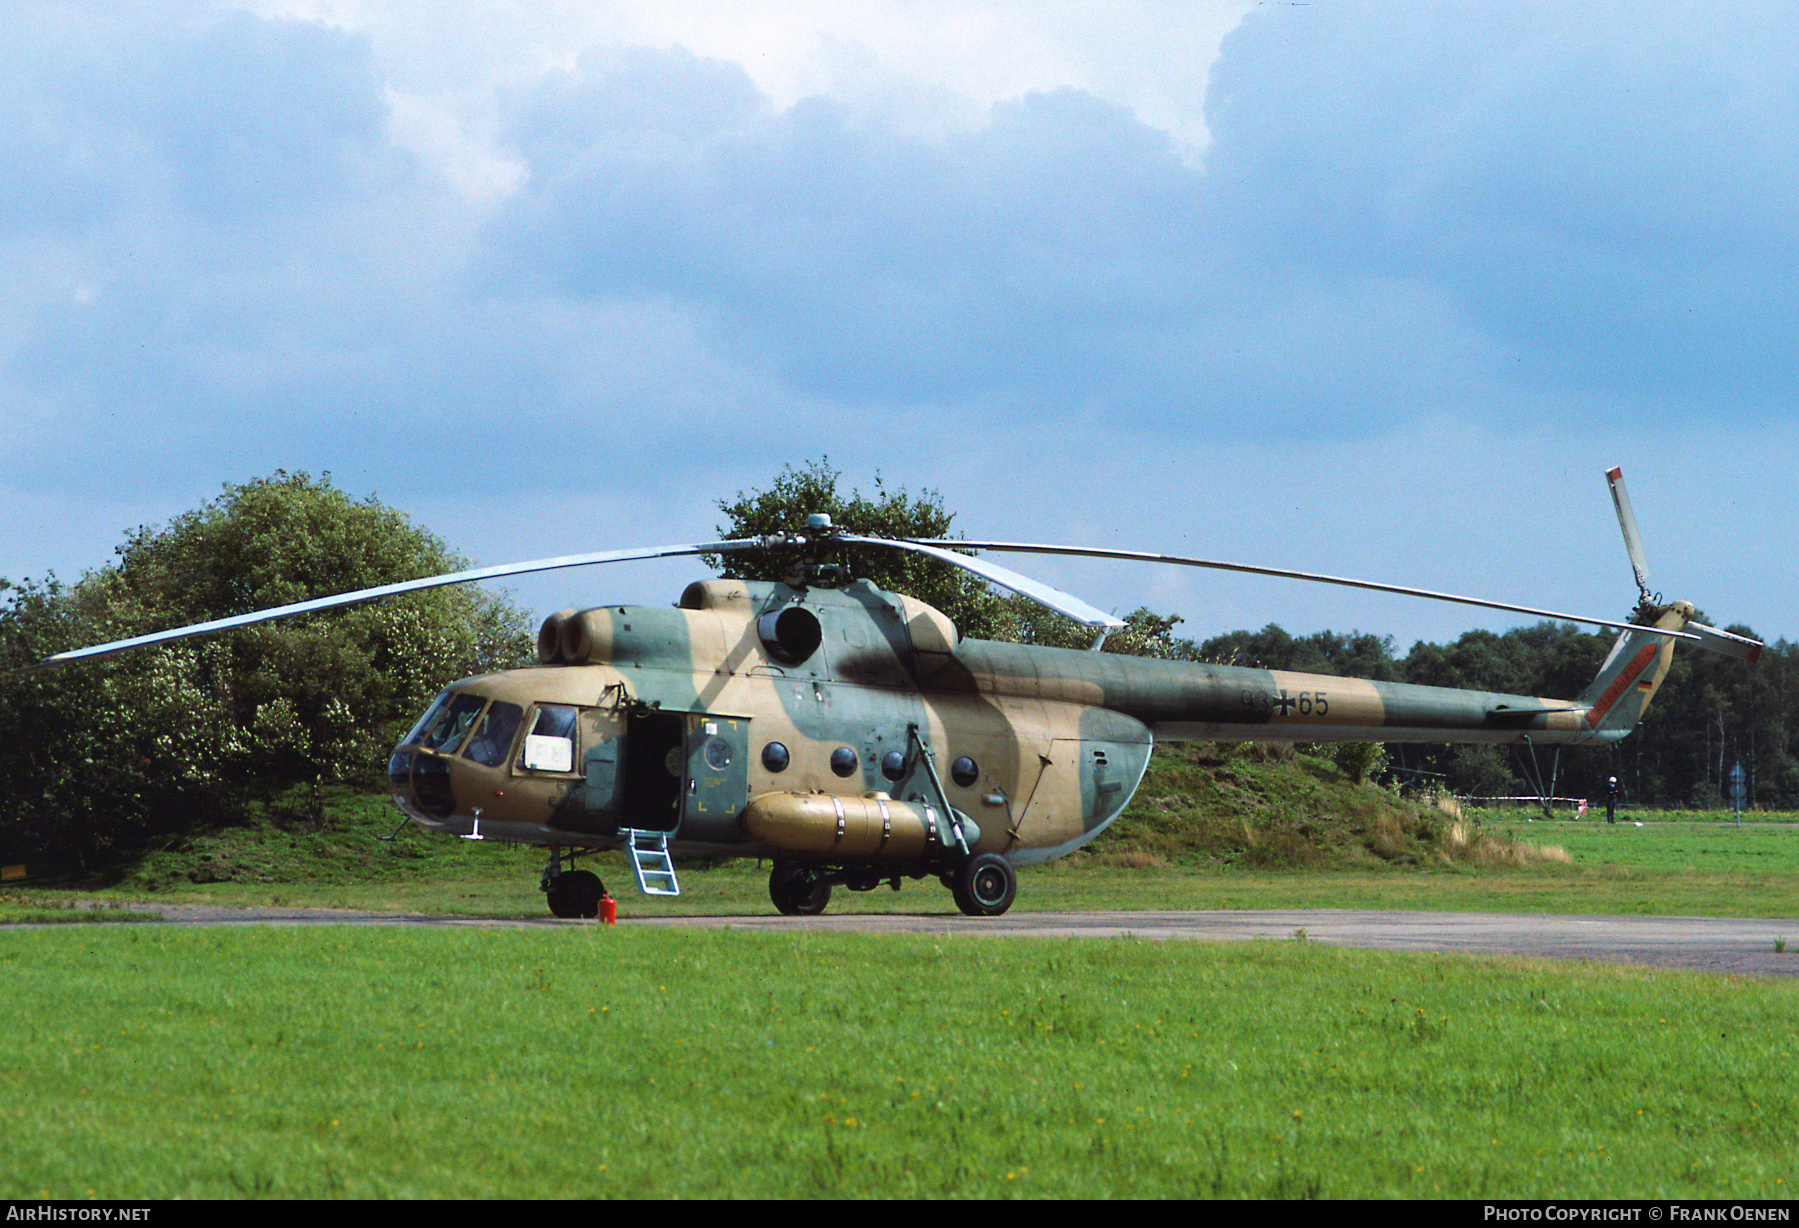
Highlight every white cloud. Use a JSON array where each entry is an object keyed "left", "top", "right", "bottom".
[
  {"left": 383, "top": 88, "right": 526, "bottom": 208},
  {"left": 252, "top": 0, "right": 1249, "bottom": 153}
]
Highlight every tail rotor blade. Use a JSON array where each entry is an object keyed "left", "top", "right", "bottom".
[
  {"left": 1688, "top": 621, "right": 1763, "bottom": 664},
  {"left": 1606, "top": 466, "right": 1652, "bottom": 600},
  {"left": 1602, "top": 468, "right": 1761, "bottom": 660}
]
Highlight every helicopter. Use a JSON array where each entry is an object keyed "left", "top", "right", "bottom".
[{"left": 30, "top": 467, "right": 1761, "bottom": 919}]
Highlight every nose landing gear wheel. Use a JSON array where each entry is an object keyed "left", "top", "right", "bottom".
[
  {"left": 546, "top": 869, "right": 605, "bottom": 918},
  {"left": 951, "top": 852, "right": 1016, "bottom": 917},
  {"left": 769, "top": 864, "right": 833, "bottom": 916}
]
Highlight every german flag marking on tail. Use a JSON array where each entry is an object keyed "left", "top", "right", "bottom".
[{"left": 1585, "top": 643, "right": 1659, "bottom": 728}]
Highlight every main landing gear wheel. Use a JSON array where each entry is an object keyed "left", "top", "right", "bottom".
[
  {"left": 769, "top": 864, "right": 832, "bottom": 916},
  {"left": 951, "top": 852, "right": 1017, "bottom": 917},
  {"left": 546, "top": 869, "right": 605, "bottom": 919}
]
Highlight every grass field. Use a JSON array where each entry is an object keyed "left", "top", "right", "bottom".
[{"left": 3, "top": 925, "right": 1795, "bottom": 1199}]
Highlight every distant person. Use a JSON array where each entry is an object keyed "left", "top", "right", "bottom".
[{"left": 1606, "top": 776, "right": 1619, "bottom": 824}]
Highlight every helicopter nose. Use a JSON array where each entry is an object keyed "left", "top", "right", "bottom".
[{"left": 388, "top": 744, "right": 457, "bottom": 818}]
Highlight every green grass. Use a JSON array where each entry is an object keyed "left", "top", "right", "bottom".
[
  {"left": 32, "top": 844, "right": 1799, "bottom": 922},
  {"left": 2, "top": 925, "right": 1793, "bottom": 1199},
  {"left": 0, "top": 892, "right": 161, "bottom": 925},
  {"left": 1490, "top": 814, "right": 1799, "bottom": 875}
]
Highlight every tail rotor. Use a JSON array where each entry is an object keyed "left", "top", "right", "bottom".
[{"left": 1605, "top": 467, "right": 1761, "bottom": 664}]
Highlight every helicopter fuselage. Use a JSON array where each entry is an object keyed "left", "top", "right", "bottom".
[
  {"left": 388, "top": 578, "right": 1155, "bottom": 867},
  {"left": 385, "top": 576, "right": 1677, "bottom": 882}
]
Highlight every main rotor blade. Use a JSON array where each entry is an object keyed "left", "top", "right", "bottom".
[
  {"left": 27, "top": 539, "right": 774, "bottom": 671},
  {"left": 910, "top": 539, "right": 1702, "bottom": 644},
  {"left": 1606, "top": 466, "right": 1653, "bottom": 600},
  {"left": 837, "top": 535, "right": 1126, "bottom": 630}
]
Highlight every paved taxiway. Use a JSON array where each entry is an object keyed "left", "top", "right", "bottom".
[{"left": 129, "top": 904, "right": 1799, "bottom": 978}]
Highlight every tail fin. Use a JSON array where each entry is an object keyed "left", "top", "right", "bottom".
[{"left": 1576, "top": 600, "right": 1691, "bottom": 738}]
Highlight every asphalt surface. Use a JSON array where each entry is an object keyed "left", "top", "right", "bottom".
[{"left": 114, "top": 902, "right": 1799, "bottom": 978}]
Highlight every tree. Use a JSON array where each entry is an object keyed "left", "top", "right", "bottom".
[
  {"left": 0, "top": 473, "right": 532, "bottom": 867},
  {"left": 711, "top": 459, "right": 1014, "bottom": 640},
  {"left": 1196, "top": 625, "right": 1298, "bottom": 670},
  {"left": 1198, "top": 626, "right": 1398, "bottom": 678},
  {"left": 1000, "top": 601, "right": 1192, "bottom": 657}
]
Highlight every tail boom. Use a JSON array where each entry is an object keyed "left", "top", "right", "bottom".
[{"left": 952, "top": 606, "right": 1693, "bottom": 750}]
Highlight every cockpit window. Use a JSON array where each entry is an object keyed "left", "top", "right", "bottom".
[
  {"left": 519, "top": 705, "right": 579, "bottom": 773},
  {"left": 419, "top": 692, "right": 486, "bottom": 753},
  {"left": 462, "top": 700, "right": 524, "bottom": 767},
  {"left": 399, "top": 690, "right": 457, "bottom": 748}
]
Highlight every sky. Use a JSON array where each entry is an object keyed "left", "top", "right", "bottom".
[{"left": 4, "top": 0, "right": 1794, "bottom": 659}]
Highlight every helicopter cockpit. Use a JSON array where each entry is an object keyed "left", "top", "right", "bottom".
[{"left": 386, "top": 666, "right": 710, "bottom": 852}]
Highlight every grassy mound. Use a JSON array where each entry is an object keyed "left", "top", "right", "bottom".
[
  {"left": 106, "top": 787, "right": 508, "bottom": 892},
  {"left": 1090, "top": 742, "right": 1554, "bottom": 871}
]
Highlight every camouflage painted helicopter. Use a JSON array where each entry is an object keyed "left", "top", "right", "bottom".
[{"left": 36, "top": 468, "right": 1760, "bottom": 919}]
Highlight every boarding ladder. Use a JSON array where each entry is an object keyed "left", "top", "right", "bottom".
[{"left": 621, "top": 828, "right": 680, "bottom": 896}]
